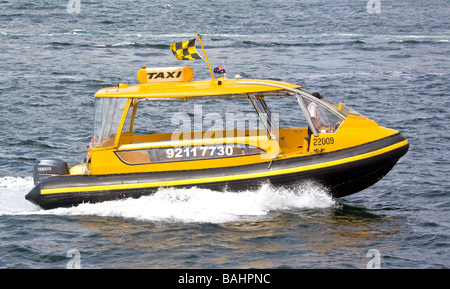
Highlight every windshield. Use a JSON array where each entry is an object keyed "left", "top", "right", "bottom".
[
  {"left": 303, "top": 97, "right": 343, "bottom": 133},
  {"left": 92, "top": 97, "right": 128, "bottom": 148}
]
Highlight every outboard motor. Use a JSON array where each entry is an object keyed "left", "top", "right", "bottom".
[{"left": 33, "top": 158, "right": 69, "bottom": 185}]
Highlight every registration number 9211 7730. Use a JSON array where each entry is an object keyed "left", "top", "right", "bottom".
[
  {"left": 115, "top": 144, "right": 265, "bottom": 165},
  {"left": 166, "top": 146, "right": 234, "bottom": 158}
]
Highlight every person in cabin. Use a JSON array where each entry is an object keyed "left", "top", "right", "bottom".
[
  {"left": 307, "top": 92, "right": 331, "bottom": 133},
  {"left": 305, "top": 92, "right": 331, "bottom": 151}
]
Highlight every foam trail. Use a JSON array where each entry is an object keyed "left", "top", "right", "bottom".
[
  {"left": 0, "top": 176, "right": 336, "bottom": 223},
  {"left": 44, "top": 181, "right": 337, "bottom": 223},
  {"left": 0, "top": 176, "right": 38, "bottom": 214}
]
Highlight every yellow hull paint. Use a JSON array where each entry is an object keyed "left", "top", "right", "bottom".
[
  {"left": 42, "top": 139, "right": 408, "bottom": 195},
  {"left": 87, "top": 116, "right": 400, "bottom": 176}
]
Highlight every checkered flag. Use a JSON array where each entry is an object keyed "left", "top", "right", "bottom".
[{"left": 170, "top": 38, "right": 203, "bottom": 60}]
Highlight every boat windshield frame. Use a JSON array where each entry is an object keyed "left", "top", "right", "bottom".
[
  {"left": 236, "top": 81, "right": 346, "bottom": 136},
  {"left": 91, "top": 80, "right": 346, "bottom": 149}
]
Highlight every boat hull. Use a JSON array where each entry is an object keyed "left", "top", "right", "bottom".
[{"left": 26, "top": 133, "right": 408, "bottom": 209}]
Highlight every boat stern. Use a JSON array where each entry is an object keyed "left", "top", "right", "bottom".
[{"left": 26, "top": 157, "right": 71, "bottom": 209}]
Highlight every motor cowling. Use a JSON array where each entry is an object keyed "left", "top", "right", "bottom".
[{"left": 33, "top": 158, "right": 69, "bottom": 185}]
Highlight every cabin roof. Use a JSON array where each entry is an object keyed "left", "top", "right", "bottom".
[{"left": 94, "top": 79, "right": 301, "bottom": 99}]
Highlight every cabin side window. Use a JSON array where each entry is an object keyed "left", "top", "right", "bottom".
[
  {"left": 121, "top": 101, "right": 134, "bottom": 134},
  {"left": 127, "top": 97, "right": 269, "bottom": 140}
]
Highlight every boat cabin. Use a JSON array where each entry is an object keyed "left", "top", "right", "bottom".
[{"left": 77, "top": 66, "right": 371, "bottom": 176}]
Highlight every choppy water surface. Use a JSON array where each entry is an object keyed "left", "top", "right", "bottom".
[{"left": 1, "top": 0, "right": 449, "bottom": 269}]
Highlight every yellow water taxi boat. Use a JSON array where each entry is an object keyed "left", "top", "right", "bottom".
[{"left": 25, "top": 39, "right": 408, "bottom": 209}]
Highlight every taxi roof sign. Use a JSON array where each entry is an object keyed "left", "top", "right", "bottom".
[{"left": 137, "top": 66, "right": 194, "bottom": 84}]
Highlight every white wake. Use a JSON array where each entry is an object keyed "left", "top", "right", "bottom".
[{"left": 0, "top": 176, "right": 337, "bottom": 223}]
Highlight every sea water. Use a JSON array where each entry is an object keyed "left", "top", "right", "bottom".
[{"left": 0, "top": 0, "right": 449, "bottom": 269}]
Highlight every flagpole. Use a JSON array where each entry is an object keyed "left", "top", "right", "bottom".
[{"left": 197, "top": 34, "right": 215, "bottom": 81}]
